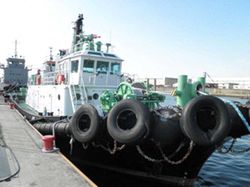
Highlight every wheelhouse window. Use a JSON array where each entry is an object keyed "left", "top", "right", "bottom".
[
  {"left": 110, "top": 62, "right": 121, "bottom": 75},
  {"left": 96, "top": 61, "right": 109, "bottom": 74},
  {"left": 83, "top": 60, "right": 94, "bottom": 73},
  {"left": 87, "top": 51, "right": 102, "bottom": 56},
  {"left": 71, "top": 60, "right": 79, "bottom": 73},
  {"left": 104, "top": 53, "right": 117, "bottom": 58}
]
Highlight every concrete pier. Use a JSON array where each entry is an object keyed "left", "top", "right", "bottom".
[
  {"left": 0, "top": 97, "right": 96, "bottom": 187},
  {"left": 207, "top": 88, "right": 250, "bottom": 99}
]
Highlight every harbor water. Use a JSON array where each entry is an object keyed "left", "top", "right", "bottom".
[{"left": 196, "top": 135, "right": 250, "bottom": 186}]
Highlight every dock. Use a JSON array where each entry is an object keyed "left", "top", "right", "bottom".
[{"left": 0, "top": 97, "right": 96, "bottom": 187}]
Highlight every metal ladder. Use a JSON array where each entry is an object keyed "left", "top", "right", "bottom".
[{"left": 69, "top": 76, "right": 88, "bottom": 113}]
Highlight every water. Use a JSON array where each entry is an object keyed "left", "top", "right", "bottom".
[
  {"left": 163, "top": 95, "right": 250, "bottom": 186},
  {"left": 196, "top": 136, "right": 250, "bottom": 186}
]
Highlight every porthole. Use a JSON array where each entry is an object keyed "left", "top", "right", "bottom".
[
  {"left": 93, "top": 93, "right": 99, "bottom": 100},
  {"left": 76, "top": 93, "right": 81, "bottom": 100}
]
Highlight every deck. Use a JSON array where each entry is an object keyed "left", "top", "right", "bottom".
[{"left": 0, "top": 97, "right": 96, "bottom": 187}]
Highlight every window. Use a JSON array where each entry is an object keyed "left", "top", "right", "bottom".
[
  {"left": 104, "top": 53, "right": 117, "bottom": 58},
  {"left": 87, "top": 51, "right": 102, "bottom": 56},
  {"left": 71, "top": 60, "right": 79, "bottom": 73},
  {"left": 111, "top": 63, "right": 121, "bottom": 75},
  {"left": 83, "top": 60, "right": 94, "bottom": 73},
  {"left": 96, "top": 61, "right": 109, "bottom": 74}
]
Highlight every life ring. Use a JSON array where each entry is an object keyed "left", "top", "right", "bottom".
[
  {"left": 180, "top": 95, "right": 231, "bottom": 146},
  {"left": 107, "top": 99, "right": 151, "bottom": 145},
  {"left": 35, "top": 75, "right": 41, "bottom": 85},
  {"left": 70, "top": 104, "right": 102, "bottom": 143},
  {"left": 56, "top": 74, "right": 65, "bottom": 84}
]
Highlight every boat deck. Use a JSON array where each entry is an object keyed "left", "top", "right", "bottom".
[{"left": 0, "top": 97, "right": 95, "bottom": 187}]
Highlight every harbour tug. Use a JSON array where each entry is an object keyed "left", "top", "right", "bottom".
[{"left": 7, "top": 14, "right": 250, "bottom": 186}]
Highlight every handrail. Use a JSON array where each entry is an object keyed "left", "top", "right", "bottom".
[{"left": 41, "top": 71, "right": 68, "bottom": 85}]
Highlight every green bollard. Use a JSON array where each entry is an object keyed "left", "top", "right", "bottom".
[
  {"left": 176, "top": 75, "right": 190, "bottom": 107},
  {"left": 176, "top": 75, "right": 206, "bottom": 107}
]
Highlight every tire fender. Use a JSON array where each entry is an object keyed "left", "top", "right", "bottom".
[
  {"left": 107, "top": 99, "right": 151, "bottom": 145},
  {"left": 180, "top": 95, "right": 231, "bottom": 146},
  {"left": 70, "top": 104, "right": 101, "bottom": 143}
]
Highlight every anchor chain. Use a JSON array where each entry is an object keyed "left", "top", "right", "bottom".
[
  {"left": 69, "top": 136, "right": 74, "bottom": 155},
  {"left": 136, "top": 140, "right": 194, "bottom": 165},
  {"left": 92, "top": 140, "right": 126, "bottom": 154}
]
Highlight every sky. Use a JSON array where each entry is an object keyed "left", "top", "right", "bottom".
[{"left": 0, "top": 0, "right": 250, "bottom": 79}]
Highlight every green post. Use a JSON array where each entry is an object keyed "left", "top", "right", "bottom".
[
  {"left": 176, "top": 75, "right": 206, "bottom": 107},
  {"left": 176, "top": 75, "right": 191, "bottom": 107},
  {"left": 197, "top": 77, "right": 205, "bottom": 91}
]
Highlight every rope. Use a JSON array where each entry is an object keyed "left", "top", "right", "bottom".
[
  {"left": 217, "top": 139, "right": 237, "bottom": 154},
  {"left": 217, "top": 138, "right": 250, "bottom": 154},
  {"left": 0, "top": 144, "right": 21, "bottom": 182}
]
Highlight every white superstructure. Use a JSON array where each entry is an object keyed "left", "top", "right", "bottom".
[{"left": 26, "top": 14, "right": 123, "bottom": 117}]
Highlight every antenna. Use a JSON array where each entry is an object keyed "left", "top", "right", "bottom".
[
  {"left": 106, "top": 43, "right": 111, "bottom": 53},
  {"left": 49, "top": 47, "right": 53, "bottom": 60},
  {"left": 15, "top": 40, "right": 17, "bottom": 58}
]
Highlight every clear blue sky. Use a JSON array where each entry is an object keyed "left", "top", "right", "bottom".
[{"left": 0, "top": 0, "right": 250, "bottom": 79}]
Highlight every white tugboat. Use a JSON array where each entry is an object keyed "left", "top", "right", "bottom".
[
  {"left": 9, "top": 14, "right": 250, "bottom": 186},
  {"left": 26, "top": 14, "right": 122, "bottom": 117}
]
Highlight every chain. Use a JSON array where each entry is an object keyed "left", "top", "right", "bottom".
[
  {"left": 82, "top": 142, "right": 88, "bottom": 149},
  {"left": 136, "top": 146, "right": 163, "bottom": 162},
  {"left": 69, "top": 136, "right": 74, "bottom": 155},
  {"left": 92, "top": 140, "right": 126, "bottom": 154},
  {"left": 159, "top": 141, "right": 194, "bottom": 165},
  {"left": 136, "top": 140, "right": 194, "bottom": 165}
]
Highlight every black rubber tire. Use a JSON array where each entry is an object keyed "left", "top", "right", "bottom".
[
  {"left": 180, "top": 95, "right": 231, "bottom": 146},
  {"left": 107, "top": 99, "right": 150, "bottom": 145},
  {"left": 70, "top": 104, "right": 101, "bottom": 143}
]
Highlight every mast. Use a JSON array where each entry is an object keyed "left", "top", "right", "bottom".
[
  {"left": 15, "top": 40, "right": 17, "bottom": 58},
  {"left": 49, "top": 47, "right": 53, "bottom": 60},
  {"left": 72, "top": 14, "right": 84, "bottom": 52}
]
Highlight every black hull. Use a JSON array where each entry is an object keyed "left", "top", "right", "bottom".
[
  {"left": 57, "top": 137, "right": 199, "bottom": 186},
  {"left": 12, "top": 97, "right": 250, "bottom": 186}
]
